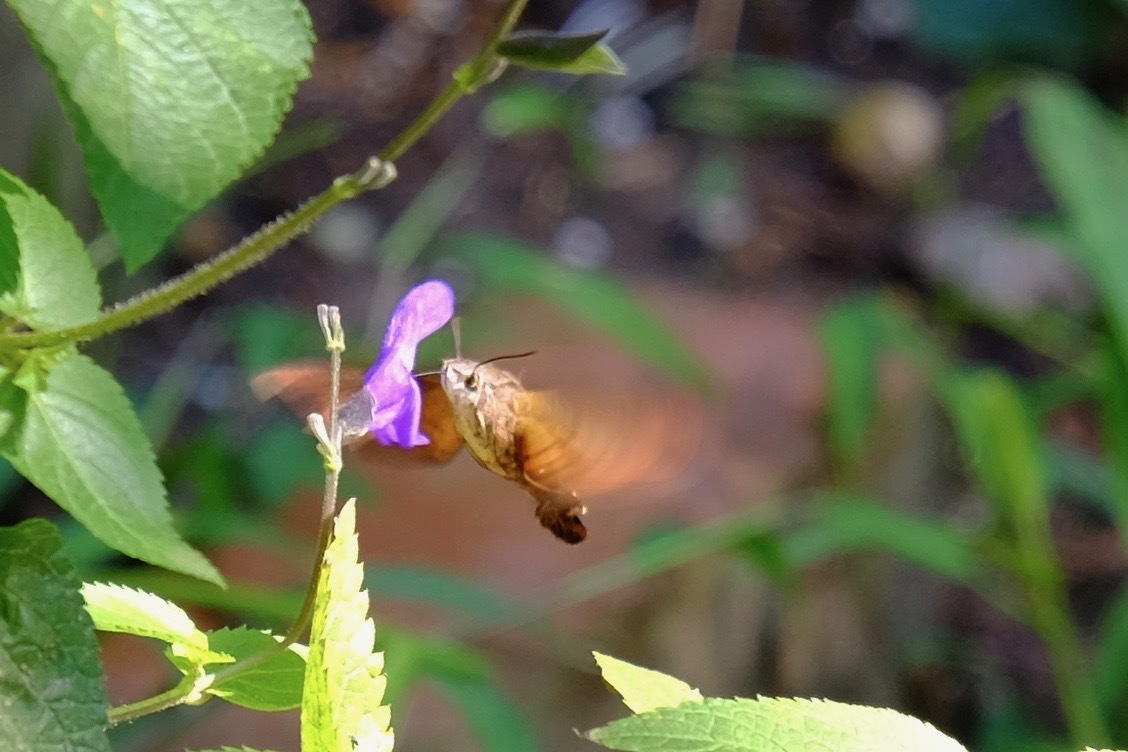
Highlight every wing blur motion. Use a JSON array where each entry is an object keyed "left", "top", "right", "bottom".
[
  {"left": 251, "top": 363, "right": 464, "bottom": 463},
  {"left": 513, "top": 383, "right": 704, "bottom": 502}
]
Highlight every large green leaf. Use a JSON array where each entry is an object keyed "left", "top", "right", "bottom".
[
  {"left": 434, "top": 232, "right": 712, "bottom": 390},
  {"left": 0, "top": 518, "right": 110, "bottom": 752},
  {"left": 81, "top": 583, "right": 308, "bottom": 709},
  {"left": 0, "top": 353, "right": 221, "bottom": 584},
  {"left": 587, "top": 697, "right": 967, "bottom": 751},
  {"left": 301, "top": 500, "right": 392, "bottom": 752},
  {"left": 1022, "top": 79, "right": 1128, "bottom": 368},
  {"left": 0, "top": 169, "right": 101, "bottom": 329},
  {"left": 6, "top": 0, "right": 314, "bottom": 269}
]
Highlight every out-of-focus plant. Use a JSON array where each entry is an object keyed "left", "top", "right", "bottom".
[{"left": 813, "top": 71, "right": 1128, "bottom": 750}]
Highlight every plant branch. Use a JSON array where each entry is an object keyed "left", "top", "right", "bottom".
[
  {"left": 106, "top": 675, "right": 200, "bottom": 725},
  {"left": 0, "top": 0, "right": 529, "bottom": 356},
  {"left": 0, "top": 159, "right": 394, "bottom": 353},
  {"left": 205, "top": 305, "right": 346, "bottom": 692}
]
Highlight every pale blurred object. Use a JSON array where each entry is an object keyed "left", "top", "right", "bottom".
[
  {"left": 913, "top": 204, "right": 1093, "bottom": 317},
  {"left": 857, "top": 0, "right": 916, "bottom": 38},
  {"left": 552, "top": 215, "right": 613, "bottom": 270},
  {"left": 593, "top": 94, "right": 656, "bottom": 152},
  {"left": 831, "top": 81, "right": 944, "bottom": 193},
  {"left": 310, "top": 203, "right": 383, "bottom": 262}
]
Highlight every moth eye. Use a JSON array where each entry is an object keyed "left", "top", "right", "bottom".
[{"left": 465, "top": 373, "right": 478, "bottom": 390}]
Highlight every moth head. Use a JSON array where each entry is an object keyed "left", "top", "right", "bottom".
[{"left": 439, "top": 357, "right": 481, "bottom": 402}]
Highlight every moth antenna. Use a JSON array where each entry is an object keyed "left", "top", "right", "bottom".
[{"left": 471, "top": 350, "right": 538, "bottom": 379}]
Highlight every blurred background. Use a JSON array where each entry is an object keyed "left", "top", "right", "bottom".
[{"left": 5, "top": 0, "right": 1128, "bottom": 749}]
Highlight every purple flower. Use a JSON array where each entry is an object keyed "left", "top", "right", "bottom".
[{"left": 363, "top": 279, "right": 455, "bottom": 448}]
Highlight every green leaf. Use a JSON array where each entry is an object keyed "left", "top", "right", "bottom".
[
  {"left": 0, "top": 518, "right": 111, "bottom": 752},
  {"left": 593, "top": 653, "right": 703, "bottom": 714},
  {"left": 0, "top": 352, "right": 222, "bottom": 584},
  {"left": 188, "top": 747, "right": 283, "bottom": 752},
  {"left": 81, "top": 581, "right": 206, "bottom": 650},
  {"left": 0, "top": 169, "right": 101, "bottom": 329},
  {"left": 587, "top": 697, "right": 968, "bottom": 751},
  {"left": 1095, "top": 336, "right": 1128, "bottom": 530},
  {"left": 939, "top": 370, "right": 1048, "bottom": 537},
  {"left": 1021, "top": 78, "right": 1128, "bottom": 370},
  {"left": 818, "top": 296, "right": 884, "bottom": 463},
  {"left": 1095, "top": 584, "right": 1128, "bottom": 717},
  {"left": 302, "top": 499, "right": 392, "bottom": 752},
  {"left": 202, "top": 627, "right": 305, "bottom": 711},
  {"left": 783, "top": 494, "right": 981, "bottom": 584},
  {"left": 6, "top": 0, "right": 314, "bottom": 270},
  {"left": 498, "top": 30, "right": 627, "bottom": 76},
  {"left": 435, "top": 232, "right": 712, "bottom": 390}
]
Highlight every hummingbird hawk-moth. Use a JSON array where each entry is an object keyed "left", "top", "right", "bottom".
[{"left": 252, "top": 354, "right": 702, "bottom": 544}]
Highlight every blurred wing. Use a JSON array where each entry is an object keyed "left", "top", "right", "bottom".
[
  {"left": 355, "top": 373, "right": 464, "bottom": 464},
  {"left": 251, "top": 361, "right": 367, "bottom": 426},
  {"left": 251, "top": 363, "right": 463, "bottom": 464},
  {"left": 513, "top": 384, "right": 703, "bottom": 500}
]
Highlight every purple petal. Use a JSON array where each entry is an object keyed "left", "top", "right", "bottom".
[
  {"left": 362, "top": 280, "right": 455, "bottom": 448},
  {"left": 380, "top": 280, "right": 456, "bottom": 365}
]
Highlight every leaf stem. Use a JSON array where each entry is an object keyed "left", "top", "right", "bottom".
[
  {"left": 107, "top": 675, "right": 199, "bottom": 725},
  {"left": 205, "top": 306, "right": 345, "bottom": 687},
  {"left": 377, "top": 0, "right": 526, "bottom": 162}
]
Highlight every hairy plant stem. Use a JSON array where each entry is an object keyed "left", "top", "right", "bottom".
[
  {"left": 106, "top": 676, "right": 200, "bottom": 725},
  {"left": 0, "top": 0, "right": 528, "bottom": 358},
  {"left": 281, "top": 303, "right": 347, "bottom": 651}
]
